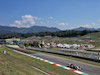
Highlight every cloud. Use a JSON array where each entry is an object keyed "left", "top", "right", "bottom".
[
  {"left": 91, "top": 22, "right": 96, "bottom": 25},
  {"left": 10, "top": 24, "right": 17, "bottom": 27},
  {"left": 33, "top": 16, "right": 41, "bottom": 20},
  {"left": 22, "top": 15, "right": 35, "bottom": 24},
  {"left": 10, "top": 14, "right": 41, "bottom": 28},
  {"left": 14, "top": 20, "right": 22, "bottom": 25},
  {"left": 98, "top": 19, "right": 100, "bottom": 21},
  {"left": 69, "top": 27, "right": 76, "bottom": 29},
  {"left": 10, "top": 24, "right": 30, "bottom": 28},
  {"left": 49, "top": 17, "right": 53, "bottom": 19},
  {"left": 82, "top": 24, "right": 91, "bottom": 28},
  {"left": 58, "top": 22, "right": 69, "bottom": 26},
  {"left": 47, "top": 21, "right": 50, "bottom": 23},
  {"left": 40, "top": 22, "right": 46, "bottom": 24}
]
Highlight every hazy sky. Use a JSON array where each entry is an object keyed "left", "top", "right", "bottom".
[{"left": 0, "top": 0, "right": 100, "bottom": 30}]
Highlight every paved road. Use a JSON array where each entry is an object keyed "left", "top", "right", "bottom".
[
  {"left": 31, "top": 53, "right": 100, "bottom": 75},
  {"left": 6, "top": 46, "right": 100, "bottom": 75}
]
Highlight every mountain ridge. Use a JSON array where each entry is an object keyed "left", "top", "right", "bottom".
[
  {"left": 72, "top": 27, "right": 100, "bottom": 31},
  {"left": 0, "top": 25, "right": 100, "bottom": 34},
  {"left": 0, "top": 25, "right": 60, "bottom": 34}
]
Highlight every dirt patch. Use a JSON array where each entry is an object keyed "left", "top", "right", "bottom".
[
  {"left": 90, "top": 47, "right": 100, "bottom": 52},
  {"left": 7, "top": 45, "right": 20, "bottom": 49}
]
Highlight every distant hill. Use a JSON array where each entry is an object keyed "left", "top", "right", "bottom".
[
  {"left": 0, "top": 25, "right": 60, "bottom": 34},
  {"left": 72, "top": 27, "right": 96, "bottom": 31},
  {"left": 0, "top": 25, "right": 100, "bottom": 34},
  {"left": 97, "top": 28, "right": 100, "bottom": 31}
]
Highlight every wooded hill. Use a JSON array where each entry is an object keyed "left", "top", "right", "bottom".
[
  {"left": 0, "top": 30, "right": 99, "bottom": 39},
  {"left": 0, "top": 25, "right": 60, "bottom": 34}
]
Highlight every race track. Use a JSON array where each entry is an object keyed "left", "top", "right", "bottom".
[{"left": 6, "top": 46, "right": 100, "bottom": 75}]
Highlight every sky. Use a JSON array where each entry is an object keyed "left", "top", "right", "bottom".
[{"left": 0, "top": 0, "right": 100, "bottom": 30}]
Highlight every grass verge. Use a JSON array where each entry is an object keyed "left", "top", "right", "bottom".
[{"left": 0, "top": 46, "right": 78, "bottom": 75}]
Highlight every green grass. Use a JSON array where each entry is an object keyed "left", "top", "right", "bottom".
[
  {"left": 0, "top": 46, "right": 78, "bottom": 75},
  {"left": 0, "top": 49, "right": 44, "bottom": 75},
  {"left": 82, "top": 32, "right": 100, "bottom": 39},
  {"left": 25, "top": 48, "right": 100, "bottom": 66}
]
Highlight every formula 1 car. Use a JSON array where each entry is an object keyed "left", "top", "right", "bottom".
[{"left": 67, "top": 63, "right": 82, "bottom": 70}]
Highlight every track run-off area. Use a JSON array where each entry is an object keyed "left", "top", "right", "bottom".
[{"left": 6, "top": 46, "right": 100, "bottom": 75}]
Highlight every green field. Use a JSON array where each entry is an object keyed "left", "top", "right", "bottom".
[
  {"left": 82, "top": 32, "right": 100, "bottom": 39},
  {"left": 0, "top": 46, "right": 78, "bottom": 75}
]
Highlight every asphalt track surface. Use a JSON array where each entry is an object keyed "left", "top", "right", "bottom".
[{"left": 6, "top": 46, "right": 100, "bottom": 75}]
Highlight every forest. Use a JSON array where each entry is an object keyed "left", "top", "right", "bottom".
[{"left": 0, "top": 30, "right": 99, "bottom": 39}]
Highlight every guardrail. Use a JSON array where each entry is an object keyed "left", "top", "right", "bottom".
[{"left": 26, "top": 47, "right": 100, "bottom": 62}]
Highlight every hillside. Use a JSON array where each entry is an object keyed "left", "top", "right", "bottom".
[
  {"left": 0, "top": 26, "right": 60, "bottom": 34},
  {"left": 72, "top": 27, "right": 96, "bottom": 31},
  {"left": 82, "top": 32, "right": 100, "bottom": 38}
]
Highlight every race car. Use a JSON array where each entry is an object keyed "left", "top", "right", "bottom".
[{"left": 67, "top": 63, "right": 82, "bottom": 70}]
